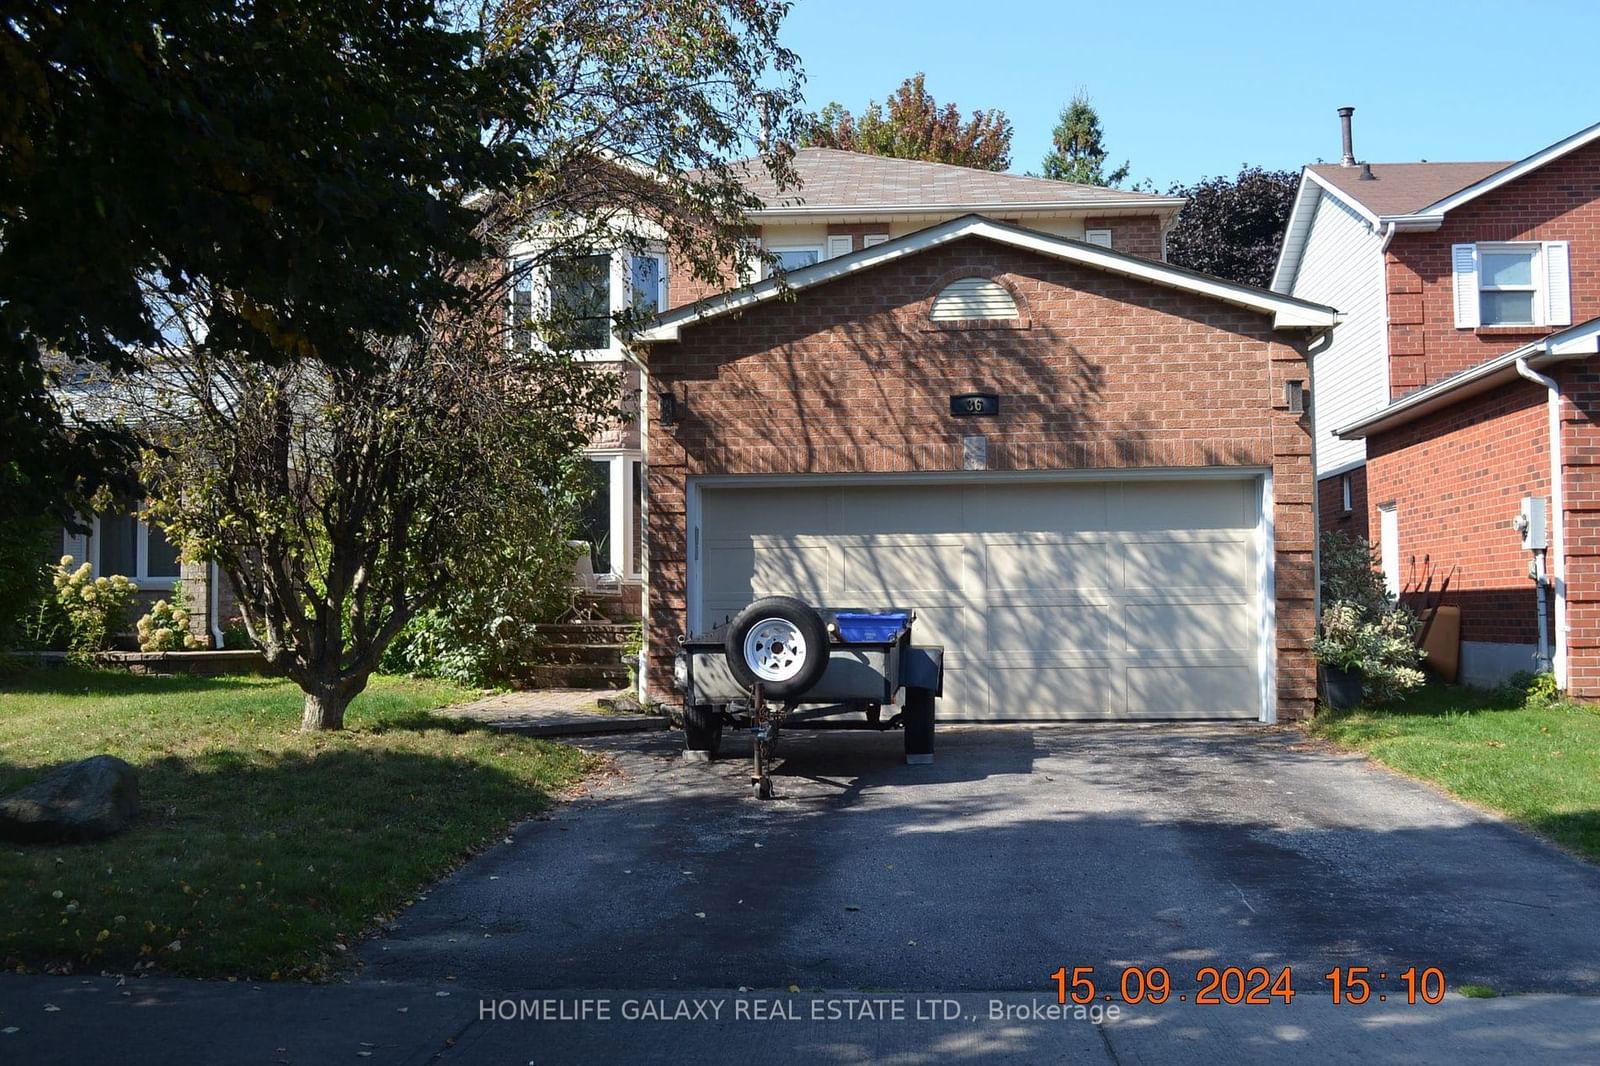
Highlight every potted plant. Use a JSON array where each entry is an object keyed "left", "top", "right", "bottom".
[{"left": 1313, "top": 601, "right": 1366, "bottom": 710}]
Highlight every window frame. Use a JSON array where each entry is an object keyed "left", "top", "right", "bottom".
[
  {"left": 506, "top": 244, "right": 636, "bottom": 362},
  {"left": 1340, "top": 474, "right": 1353, "bottom": 514},
  {"left": 628, "top": 250, "right": 670, "bottom": 317},
  {"left": 1476, "top": 241, "right": 1542, "bottom": 327},
  {"left": 584, "top": 449, "right": 644, "bottom": 580}
]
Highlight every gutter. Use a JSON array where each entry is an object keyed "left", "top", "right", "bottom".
[
  {"left": 1515, "top": 358, "right": 1568, "bottom": 686},
  {"left": 209, "top": 561, "right": 225, "bottom": 649}
]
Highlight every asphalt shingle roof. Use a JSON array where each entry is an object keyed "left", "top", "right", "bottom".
[
  {"left": 738, "top": 147, "right": 1177, "bottom": 211},
  {"left": 1308, "top": 161, "right": 1512, "bottom": 217}
]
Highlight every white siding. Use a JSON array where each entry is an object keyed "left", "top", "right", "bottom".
[{"left": 1289, "top": 192, "right": 1389, "bottom": 477}]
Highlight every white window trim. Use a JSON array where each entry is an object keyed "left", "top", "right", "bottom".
[
  {"left": 1378, "top": 503, "right": 1400, "bottom": 601},
  {"left": 825, "top": 234, "right": 854, "bottom": 259},
  {"left": 1341, "top": 474, "right": 1353, "bottom": 514},
  {"left": 764, "top": 243, "right": 825, "bottom": 279},
  {"left": 1084, "top": 228, "right": 1113, "bottom": 248},
  {"left": 76, "top": 511, "right": 181, "bottom": 590},
  {"left": 862, "top": 233, "right": 889, "bottom": 248},
  {"left": 627, "top": 249, "right": 670, "bottom": 318},
  {"left": 1476, "top": 241, "right": 1543, "bottom": 327}
]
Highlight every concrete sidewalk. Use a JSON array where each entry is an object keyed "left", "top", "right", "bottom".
[{"left": 2, "top": 978, "right": 1598, "bottom": 1065}]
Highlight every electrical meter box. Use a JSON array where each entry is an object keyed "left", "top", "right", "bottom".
[{"left": 1519, "top": 496, "right": 1549, "bottom": 550}]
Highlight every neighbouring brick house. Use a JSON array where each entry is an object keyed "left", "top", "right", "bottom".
[
  {"left": 1276, "top": 109, "right": 1600, "bottom": 691},
  {"left": 633, "top": 215, "right": 1336, "bottom": 721}
]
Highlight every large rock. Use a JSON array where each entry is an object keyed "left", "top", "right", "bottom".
[{"left": 0, "top": 755, "right": 140, "bottom": 842}]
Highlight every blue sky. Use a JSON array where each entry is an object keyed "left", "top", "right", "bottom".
[{"left": 779, "top": 0, "right": 1600, "bottom": 188}]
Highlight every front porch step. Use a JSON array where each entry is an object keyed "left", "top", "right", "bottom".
[
  {"left": 539, "top": 642, "right": 629, "bottom": 666},
  {"left": 523, "top": 663, "right": 631, "bottom": 689},
  {"left": 536, "top": 622, "right": 636, "bottom": 644}
]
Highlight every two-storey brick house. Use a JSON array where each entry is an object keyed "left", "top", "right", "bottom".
[{"left": 1276, "top": 111, "right": 1600, "bottom": 691}]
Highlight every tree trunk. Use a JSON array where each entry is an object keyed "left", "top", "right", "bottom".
[{"left": 301, "top": 685, "right": 353, "bottom": 732}]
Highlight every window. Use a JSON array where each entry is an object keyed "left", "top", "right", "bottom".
[
  {"left": 930, "top": 277, "right": 1019, "bottom": 321},
  {"left": 767, "top": 245, "right": 822, "bottom": 276},
  {"left": 1478, "top": 245, "right": 1537, "bottom": 326},
  {"left": 862, "top": 233, "right": 889, "bottom": 248},
  {"left": 825, "top": 235, "right": 854, "bottom": 259},
  {"left": 630, "top": 253, "right": 668, "bottom": 315},
  {"left": 1340, "top": 474, "right": 1353, "bottom": 514},
  {"left": 579, "top": 459, "right": 612, "bottom": 574},
  {"left": 1084, "top": 229, "right": 1113, "bottom": 248},
  {"left": 1452, "top": 241, "right": 1571, "bottom": 329},
  {"left": 72, "top": 509, "right": 181, "bottom": 587},
  {"left": 631, "top": 459, "right": 644, "bottom": 576},
  {"left": 549, "top": 254, "right": 612, "bottom": 351},
  {"left": 509, "top": 256, "right": 535, "bottom": 353}
]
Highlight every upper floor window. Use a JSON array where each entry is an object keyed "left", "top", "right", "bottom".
[
  {"left": 930, "top": 277, "right": 1019, "bottom": 322},
  {"left": 1452, "top": 241, "right": 1571, "bottom": 329},
  {"left": 768, "top": 245, "right": 822, "bottom": 275},
  {"left": 549, "top": 253, "right": 612, "bottom": 351},
  {"left": 508, "top": 248, "right": 668, "bottom": 357}
]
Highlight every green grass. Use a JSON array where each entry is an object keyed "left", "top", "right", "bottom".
[
  {"left": 1457, "top": 984, "right": 1498, "bottom": 999},
  {"left": 0, "top": 667, "right": 596, "bottom": 980},
  {"left": 1313, "top": 684, "right": 1600, "bottom": 862}
]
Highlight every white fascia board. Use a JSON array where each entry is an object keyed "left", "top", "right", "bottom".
[
  {"left": 1269, "top": 171, "right": 1324, "bottom": 294},
  {"left": 1335, "top": 316, "right": 1600, "bottom": 439},
  {"left": 1302, "top": 169, "right": 1383, "bottom": 226},
  {"left": 749, "top": 198, "right": 1187, "bottom": 220},
  {"left": 1400, "top": 121, "right": 1600, "bottom": 220},
  {"left": 638, "top": 215, "right": 1338, "bottom": 342}
]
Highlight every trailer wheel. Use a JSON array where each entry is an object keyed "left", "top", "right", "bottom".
[
  {"left": 683, "top": 703, "right": 722, "bottom": 759},
  {"left": 724, "top": 597, "right": 829, "bottom": 697}
]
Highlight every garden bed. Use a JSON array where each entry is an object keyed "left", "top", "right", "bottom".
[{"left": 14, "top": 649, "right": 272, "bottom": 676}]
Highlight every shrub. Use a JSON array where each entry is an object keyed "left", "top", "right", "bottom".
[
  {"left": 1503, "top": 670, "right": 1563, "bottom": 708},
  {"left": 52, "top": 556, "right": 138, "bottom": 655},
  {"left": 0, "top": 516, "right": 56, "bottom": 649},
  {"left": 136, "top": 593, "right": 202, "bottom": 652},
  {"left": 1315, "top": 531, "right": 1426, "bottom": 705},
  {"left": 221, "top": 619, "right": 253, "bottom": 650}
]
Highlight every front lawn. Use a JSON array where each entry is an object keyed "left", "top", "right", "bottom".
[
  {"left": 0, "top": 668, "right": 595, "bottom": 979},
  {"left": 1313, "top": 683, "right": 1600, "bottom": 862}
]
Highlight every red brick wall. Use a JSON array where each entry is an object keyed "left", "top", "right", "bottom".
[
  {"left": 1558, "top": 359, "right": 1600, "bottom": 696},
  {"left": 1084, "top": 215, "right": 1165, "bottom": 260},
  {"left": 1318, "top": 466, "right": 1369, "bottom": 541},
  {"left": 1386, "top": 139, "right": 1600, "bottom": 397},
  {"left": 1365, "top": 380, "right": 1549, "bottom": 646},
  {"left": 641, "top": 236, "right": 1317, "bottom": 717}
]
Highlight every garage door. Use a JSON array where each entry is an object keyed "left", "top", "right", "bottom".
[{"left": 694, "top": 477, "right": 1265, "bottom": 721}]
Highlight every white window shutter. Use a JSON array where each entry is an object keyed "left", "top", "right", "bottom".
[
  {"left": 1085, "top": 229, "right": 1113, "bottom": 248},
  {"left": 1451, "top": 244, "right": 1480, "bottom": 328},
  {"left": 862, "top": 233, "right": 889, "bottom": 248},
  {"left": 825, "top": 235, "right": 853, "bottom": 259},
  {"left": 1543, "top": 241, "right": 1572, "bottom": 327}
]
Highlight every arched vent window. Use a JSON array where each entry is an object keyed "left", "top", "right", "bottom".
[{"left": 929, "top": 277, "right": 1018, "bottom": 321}]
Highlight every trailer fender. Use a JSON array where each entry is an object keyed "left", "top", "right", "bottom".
[{"left": 901, "top": 646, "right": 944, "bottom": 698}]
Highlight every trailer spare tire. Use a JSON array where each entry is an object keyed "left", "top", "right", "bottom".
[{"left": 725, "top": 596, "right": 830, "bottom": 697}]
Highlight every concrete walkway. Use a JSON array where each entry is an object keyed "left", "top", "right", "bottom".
[{"left": 434, "top": 688, "right": 665, "bottom": 737}]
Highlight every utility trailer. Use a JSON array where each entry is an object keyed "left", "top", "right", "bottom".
[{"left": 671, "top": 596, "right": 944, "bottom": 798}]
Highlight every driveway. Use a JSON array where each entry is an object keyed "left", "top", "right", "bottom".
[
  {"left": 363, "top": 723, "right": 1600, "bottom": 996},
  {"left": 8, "top": 723, "right": 1600, "bottom": 1065}
]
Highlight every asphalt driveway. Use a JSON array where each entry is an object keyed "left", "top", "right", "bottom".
[{"left": 362, "top": 722, "right": 1600, "bottom": 996}]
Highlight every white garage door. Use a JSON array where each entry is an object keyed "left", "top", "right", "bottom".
[{"left": 693, "top": 476, "right": 1266, "bottom": 721}]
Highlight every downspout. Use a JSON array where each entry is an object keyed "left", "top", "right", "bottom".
[
  {"left": 1515, "top": 357, "right": 1567, "bottom": 686},
  {"left": 208, "top": 561, "right": 225, "bottom": 649}
]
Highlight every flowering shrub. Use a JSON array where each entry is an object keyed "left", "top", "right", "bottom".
[
  {"left": 52, "top": 556, "right": 138, "bottom": 654},
  {"left": 137, "top": 596, "right": 202, "bottom": 652},
  {"left": 1313, "top": 597, "right": 1427, "bottom": 705}
]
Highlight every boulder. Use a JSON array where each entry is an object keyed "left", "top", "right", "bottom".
[{"left": 0, "top": 755, "right": 140, "bottom": 842}]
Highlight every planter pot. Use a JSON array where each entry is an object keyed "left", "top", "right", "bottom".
[{"left": 1322, "top": 664, "right": 1363, "bottom": 710}]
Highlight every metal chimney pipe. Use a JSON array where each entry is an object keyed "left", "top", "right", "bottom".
[
  {"left": 1338, "top": 106, "right": 1356, "bottom": 167},
  {"left": 754, "top": 92, "right": 772, "bottom": 153}
]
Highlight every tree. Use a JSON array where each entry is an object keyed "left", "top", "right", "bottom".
[
  {"left": 64, "top": 0, "right": 803, "bottom": 730},
  {"left": 1163, "top": 166, "right": 1299, "bottom": 289},
  {"left": 802, "top": 74, "right": 1012, "bottom": 171},
  {"left": 134, "top": 281, "right": 618, "bottom": 731},
  {"left": 1040, "top": 92, "right": 1129, "bottom": 187},
  {"left": 1, "top": 0, "right": 551, "bottom": 532}
]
